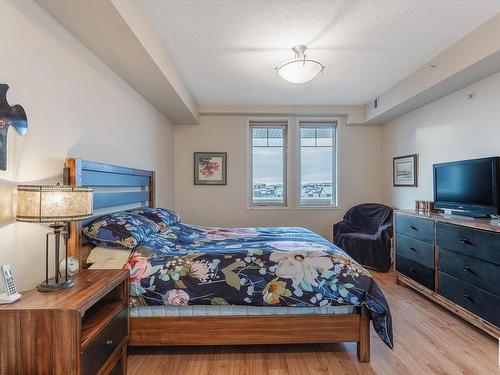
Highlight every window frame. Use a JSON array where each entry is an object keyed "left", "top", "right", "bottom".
[
  {"left": 297, "top": 119, "right": 338, "bottom": 208},
  {"left": 248, "top": 120, "right": 288, "bottom": 208}
]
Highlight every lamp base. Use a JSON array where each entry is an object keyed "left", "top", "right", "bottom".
[{"left": 37, "top": 277, "right": 74, "bottom": 292}]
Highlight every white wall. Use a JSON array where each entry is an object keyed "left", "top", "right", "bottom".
[
  {"left": 381, "top": 71, "right": 500, "bottom": 209},
  {"left": 0, "top": 1, "right": 174, "bottom": 290},
  {"left": 174, "top": 115, "right": 383, "bottom": 240}
]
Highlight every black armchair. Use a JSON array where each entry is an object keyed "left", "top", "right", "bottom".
[{"left": 333, "top": 203, "right": 393, "bottom": 272}]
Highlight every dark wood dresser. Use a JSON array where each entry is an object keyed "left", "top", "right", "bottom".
[
  {"left": 394, "top": 210, "right": 500, "bottom": 338},
  {"left": 0, "top": 269, "right": 129, "bottom": 375}
]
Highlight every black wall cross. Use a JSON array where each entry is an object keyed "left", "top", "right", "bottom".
[{"left": 0, "top": 84, "right": 28, "bottom": 171}]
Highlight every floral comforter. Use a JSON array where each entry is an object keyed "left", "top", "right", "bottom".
[{"left": 125, "top": 224, "right": 394, "bottom": 348}]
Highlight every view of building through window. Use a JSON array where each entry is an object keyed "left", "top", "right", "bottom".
[
  {"left": 299, "top": 123, "right": 336, "bottom": 206},
  {"left": 250, "top": 123, "right": 286, "bottom": 205},
  {"left": 250, "top": 120, "right": 336, "bottom": 207}
]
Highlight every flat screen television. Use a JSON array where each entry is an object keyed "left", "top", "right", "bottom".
[{"left": 433, "top": 156, "right": 500, "bottom": 217}]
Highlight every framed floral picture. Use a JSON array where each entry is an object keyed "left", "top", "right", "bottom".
[
  {"left": 393, "top": 154, "right": 417, "bottom": 187},
  {"left": 194, "top": 152, "right": 227, "bottom": 185}
]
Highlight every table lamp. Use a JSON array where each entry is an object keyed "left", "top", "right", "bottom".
[{"left": 16, "top": 184, "right": 93, "bottom": 292}]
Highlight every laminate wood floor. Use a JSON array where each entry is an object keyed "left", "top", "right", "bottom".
[{"left": 128, "top": 271, "right": 499, "bottom": 375}]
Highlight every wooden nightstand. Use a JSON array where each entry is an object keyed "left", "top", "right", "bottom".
[{"left": 0, "top": 269, "right": 129, "bottom": 375}]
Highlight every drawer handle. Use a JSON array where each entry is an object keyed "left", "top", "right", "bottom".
[
  {"left": 463, "top": 266, "right": 473, "bottom": 273},
  {"left": 460, "top": 238, "right": 472, "bottom": 245},
  {"left": 409, "top": 247, "right": 416, "bottom": 252},
  {"left": 409, "top": 267, "right": 416, "bottom": 273},
  {"left": 463, "top": 294, "right": 473, "bottom": 303},
  {"left": 409, "top": 225, "right": 417, "bottom": 231},
  {"left": 105, "top": 339, "right": 114, "bottom": 346}
]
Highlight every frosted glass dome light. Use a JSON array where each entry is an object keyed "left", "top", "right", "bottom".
[{"left": 275, "top": 45, "right": 325, "bottom": 84}]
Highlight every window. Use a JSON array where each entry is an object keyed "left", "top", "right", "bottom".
[
  {"left": 299, "top": 122, "right": 337, "bottom": 206},
  {"left": 250, "top": 121, "right": 287, "bottom": 206}
]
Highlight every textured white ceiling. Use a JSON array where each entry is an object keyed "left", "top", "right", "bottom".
[{"left": 139, "top": 0, "right": 500, "bottom": 106}]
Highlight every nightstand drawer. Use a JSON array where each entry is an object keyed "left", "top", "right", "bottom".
[
  {"left": 439, "top": 272, "right": 500, "bottom": 327},
  {"left": 395, "top": 214, "right": 434, "bottom": 243},
  {"left": 81, "top": 307, "right": 128, "bottom": 375},
  {"left": 396, "top": 234, "right": 434, "bottom": 268},
  {"left": 437, "top": 223, "right": 500, "bottom": 266},
  {"left": 439, "top": 248, "right": 500, "bottom": 296},
  {"left": 396, "top": 254, "right": 435, "bottom": 290}
]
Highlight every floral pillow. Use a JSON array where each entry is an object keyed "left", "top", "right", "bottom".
[
  {"left": 129, "top": 207, "right": 181, "bottom": 232},
  {"left": 83, "top": 212, "right": 158, "bottom": 249}
]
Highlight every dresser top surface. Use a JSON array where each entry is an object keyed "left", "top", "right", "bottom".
[
  {"left": 395, "top": 210, "right": 500, "bottom": 233},
  {"left": 0, "top": 269, "right": 128, "bottom": 313}
]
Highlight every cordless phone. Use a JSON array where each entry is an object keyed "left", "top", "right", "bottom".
[{"left": 0, "top": 265, "right": 21, "bottom": 304}]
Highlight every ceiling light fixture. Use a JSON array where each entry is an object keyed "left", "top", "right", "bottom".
[{"left": 275, "top": 45, "right": 325, "bottom": 84}]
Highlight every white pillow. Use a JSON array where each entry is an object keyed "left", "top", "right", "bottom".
[{"left": 87, "top": 247, "right": 131, "bottom": 269}]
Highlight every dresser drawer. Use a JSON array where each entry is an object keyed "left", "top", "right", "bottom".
[
  {"left": 439, "top": 248, "right": 500, "bottom": 296},
  {"left": 395, "top": 214, "right": 434, "bottom": 243},
  {"left": 396, "top": 254, "right": 435, "bottom": 290},
  {"left": 439, "top": 272, "right": 500, "bottom": 327},
  {"left": 396, "top": 234, "right": 434, "bottom": 268},
  {"left": 437, "top": 223, "right": 500, "bottom": 266},
  {"left": 81, "top": 307, "right": 128, "bottom": 375}
]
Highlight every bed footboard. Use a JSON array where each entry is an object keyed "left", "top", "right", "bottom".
[{"left": 129, "top": 308, "right": 371, "bottom": 362}]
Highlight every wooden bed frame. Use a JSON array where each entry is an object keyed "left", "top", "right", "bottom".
[{"left": 64, "top": 158, "right": 371, "bottom": 362}]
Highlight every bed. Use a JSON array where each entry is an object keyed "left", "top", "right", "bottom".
[{"left": 64, "top": 158, "right": 393, "bottom": 363}]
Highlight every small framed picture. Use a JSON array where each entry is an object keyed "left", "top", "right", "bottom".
[
  {"left": 194, "top": 152, "right": 227, "bottom": 185},
  {"left": 393, "top": 154, "right": 417, "bottom": 187}
]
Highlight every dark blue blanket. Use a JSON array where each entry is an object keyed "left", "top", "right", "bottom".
[{"left": 125, "top": 224, "right": 394, "bottom": 348}]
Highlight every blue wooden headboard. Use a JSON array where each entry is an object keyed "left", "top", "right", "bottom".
[{"left": 64, "top": 158, "right": 155, "bottom": 264}]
